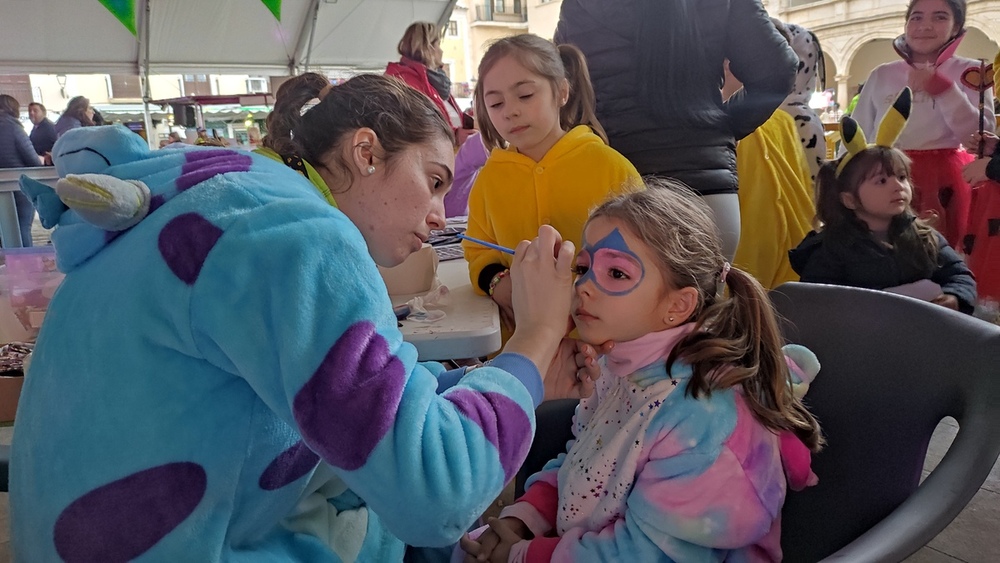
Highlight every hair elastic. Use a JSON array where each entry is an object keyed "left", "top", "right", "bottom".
[{"left": 720, "top": 262, "right": 731, "bottom": 284}]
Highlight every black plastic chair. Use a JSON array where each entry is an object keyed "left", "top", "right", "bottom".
[{"left": 771, "top": 282, "right": 1000, "bottom": 562}]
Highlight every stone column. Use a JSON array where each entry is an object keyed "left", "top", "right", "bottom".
[{"left": 836, "top": 74, "right": 852, "bottom": 115}]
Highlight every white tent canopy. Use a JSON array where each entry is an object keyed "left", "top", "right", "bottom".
[{"left": 1, "top": 0, "right": 459, "bottom": 75}]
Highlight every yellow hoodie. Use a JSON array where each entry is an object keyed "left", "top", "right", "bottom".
[{"left": 463, "top": 125, "right": 641, "bottom": 293}]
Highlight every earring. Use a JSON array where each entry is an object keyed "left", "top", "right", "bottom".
[
  {"left": 669, "top": 317, "right": 675, "bottom": 322},
  {"left": 366, "top": 165, "right": 376, "bottom": 175}
]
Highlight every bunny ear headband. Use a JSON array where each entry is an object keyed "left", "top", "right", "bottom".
[{"left": 837, "top": 87, "right": 912, "bottom": 177}]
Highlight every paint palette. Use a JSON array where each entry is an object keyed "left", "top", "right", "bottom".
[{"left": 434, "top": 244, "right": 465, "bottom": 262}]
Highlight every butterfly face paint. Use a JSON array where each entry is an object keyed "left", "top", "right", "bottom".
[{"left": 574, "top": 228, "right": 646, "bottom": 296}]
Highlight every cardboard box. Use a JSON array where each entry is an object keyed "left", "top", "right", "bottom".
[{"left": 0, "top": 374, "right": 24, "bottom": 423}]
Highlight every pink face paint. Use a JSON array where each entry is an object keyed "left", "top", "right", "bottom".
[{"left": 574, "top": 228, "right": 645, "bottom": 296}]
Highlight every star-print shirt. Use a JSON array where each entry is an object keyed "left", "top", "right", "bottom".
[
  {"left": 501, "top": 324, "right": 819, "bottom": 562},
  {"left": 10, "top": 125, "right": 542, "bottom": 561}
]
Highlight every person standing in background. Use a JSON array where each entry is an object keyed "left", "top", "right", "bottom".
[
  {"left": 0, "top": 94, "right": 39, "bottom": 246},
  {"left": 386, "top": 22, "right": 476, "bottom": 147},
  {"left": 54, "top": 96, "right": 95, "bottom": 139},
  {"left": 28, "top": 102, "right": 57, "bottom": 163},
  {"left": 554, "top": 0, "right": 797, "bottom": 260},
  {"left": 850, "top": 0, "right": 994, "bottom": 248}
]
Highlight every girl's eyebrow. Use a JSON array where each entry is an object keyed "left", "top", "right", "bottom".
[{"left": 484, "top": 80, "right": 538, "bottom": 97}]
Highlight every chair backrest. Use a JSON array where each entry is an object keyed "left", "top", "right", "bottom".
[{"left": 770, "top": 283, "right": 1000, "bottom": 562}]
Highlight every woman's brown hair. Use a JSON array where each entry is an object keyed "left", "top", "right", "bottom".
[
  {"left": 0, "top": 95, "right": 19, "bottom": 119},
  {"left": 262, "top": 72, "right": 453, "bottom": 191},
  {"left": 589, "top": 181, "right": 823, "bottom": 451},
  {"left": 64, "top": 96, "right": 95, "bottom": 126},
  {"left": 474, "top": 34, "right": 606, "bottom": 151},
  {"left": 398, "top": 21, "right": 442, "bottom": 68}
]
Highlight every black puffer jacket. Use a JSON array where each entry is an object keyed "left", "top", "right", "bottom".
[
  {"left": 0, "top": 115, "right": 41, "bottom": 169},
  {"left": 554, "top": 0, "right": 797, "bottom": 195},
  {"left": 789, "top": 229, "right": 977, "bottom": 314}
]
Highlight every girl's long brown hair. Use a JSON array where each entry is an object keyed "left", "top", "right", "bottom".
[{"left": 590, "top": 181, "right": 823, "bottom": 451}]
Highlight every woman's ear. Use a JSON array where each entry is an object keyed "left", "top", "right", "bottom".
[
  {"left": 558, "top": 78, "right": 570, "bottom": 107},
  {"left": 665, "top": 286, "right": 699, "bottom": 326},
  {"left": 840, "top": 192, "right": 858, "bottom": 210},
  {"left": 349, "top": 128, "right": 380, "bottom": 175}
]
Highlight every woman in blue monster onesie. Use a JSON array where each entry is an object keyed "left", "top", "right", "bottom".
[{"left": 10, "top": 74, "right": 594, "bottom": 561}]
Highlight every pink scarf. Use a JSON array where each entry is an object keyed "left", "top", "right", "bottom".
[{"left": 602, "top": 323, "right": 696, "bottom": 378}]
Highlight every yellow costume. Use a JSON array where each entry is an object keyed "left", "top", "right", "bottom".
[
  {"left": 464, "top": 125, "right": 640, "bottom": 294},
  {"left": 733, "top": 110, "right": 815, "bottom": 289}
]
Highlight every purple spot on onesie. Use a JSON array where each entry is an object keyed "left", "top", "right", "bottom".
[
  {"left": 445, "top": 390, "right": 532, "bottom": 482},
  {"left": 259, "top": 441, "right": 321, "bottom": 491},
  {"left": 157, "top": 213, "right": 223, "bottom": 285},
  {"left": 176, "top": 150, "right": 252, "bottom": 192},
  {"left": 53, "top": 462, "right": 206, "bottom": 562},
  {"left": 293, "top": 321, "right": 406, "bottom": 471}
]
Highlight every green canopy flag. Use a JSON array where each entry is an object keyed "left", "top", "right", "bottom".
[
  {"left": 97, "top": 0, "right": 137, "bottom": 36},
  {"left": 261, "top": 0, "right": 281, "bottom": 21}
]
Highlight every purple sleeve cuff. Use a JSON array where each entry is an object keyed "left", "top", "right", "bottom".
[{"left": 488, "top": 353, "right": 543, "bottom": 407}]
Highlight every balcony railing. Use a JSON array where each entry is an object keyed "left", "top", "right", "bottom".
[{"left": 474, "top": 5, "right": 528, "bottom": 23}]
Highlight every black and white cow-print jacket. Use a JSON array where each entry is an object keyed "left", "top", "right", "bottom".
[{"left": 781, "top": 23, "right": 827, "bottom": 184}]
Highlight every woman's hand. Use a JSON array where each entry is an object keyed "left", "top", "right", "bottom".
[
  {"left": 502, "top": 226, "right": 576, "bottom": 373},
  {"left": 457, "top": 128, "right": 477, "bottom": 146},
  {"left": 543, "top": 339, "right": 612, "bottom": 401}
]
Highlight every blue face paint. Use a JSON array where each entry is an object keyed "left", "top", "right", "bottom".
[{"left": 574, "top": 227, "right": 645, "bottom": 296}]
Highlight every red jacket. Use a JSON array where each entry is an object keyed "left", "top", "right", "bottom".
[{"left": 385, "top": 57, "right": 464, "bottom": 135}]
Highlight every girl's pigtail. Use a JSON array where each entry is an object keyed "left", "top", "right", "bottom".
[
  {"left": 557, "top": 43, "right": 607, "bottom": 143},
  {"left": 676, "top": 267, "right": 824, "bottom": 452}
]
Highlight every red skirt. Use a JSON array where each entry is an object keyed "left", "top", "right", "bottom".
[
  {"left": 967, "top": 179, "right": 1000, "bottom": 301},
  {"left": 905, "top": 148, "right": 975, "bottom": 248}
]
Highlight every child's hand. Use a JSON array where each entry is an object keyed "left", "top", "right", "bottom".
[
  {"left": 543, "top": 338, "right": 611, "bottom": 401},
  {"left": 490, "top": 274, "right": 516, "bottom": 332},
  {"left": 931, "top": 293, "right": 959, "bottom": 311},
  {"left": 461, "top": 517, "right": 528, "bottom": 562},
  {"left": 962, "top": 158, "right": 991, "bottom": 185},
  {"left": 966, "top": 131, "right": 999, "bottom": 157}
]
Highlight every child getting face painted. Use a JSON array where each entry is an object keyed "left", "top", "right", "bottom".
[{"left": 460, "top": 182, "right": 824, "bottom": 563}]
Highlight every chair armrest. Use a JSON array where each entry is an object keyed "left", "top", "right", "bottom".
[{"left": 824, "top": 422, "right": 1000, "bottom": 561}]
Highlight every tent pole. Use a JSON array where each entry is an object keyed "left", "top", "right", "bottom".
[
  {"left": 437, "top": 0, "right": 459, "bottom": 28},
  {"left": 288, "top": 0, "right": 319, "bottom": 76},
  {"left": 140, "top": 0, "right": 155, "bottom": 149},
  {"left": 301, "top": 0, "right": 321, "bottom": 73}
]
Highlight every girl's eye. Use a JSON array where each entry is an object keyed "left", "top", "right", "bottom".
[
  {"left": 573, "top": 265, "right": 589, "bottom": 276},
  {"left": 432, "top": 177, "right": 443, "bottom": 190},
  {"left": 488, "top": 102, "right": 502, "bottom": 109},
  {"left": 519, "top": 94, "right": 533, "bottom": 100},
  {"left": 609, "top": 268, "right": 629, "bottom": 280}
]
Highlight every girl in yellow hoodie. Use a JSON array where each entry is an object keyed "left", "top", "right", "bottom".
[{"left": 464, "top": 34, "right": 640, "bottom": 331}]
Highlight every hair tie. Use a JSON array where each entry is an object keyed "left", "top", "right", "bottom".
[
  {"left": 719, "top": 262, "right": 731, "bottom": 284},
  {"left": 299, "top": 84, "right": 335, "bottom": 116}
]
